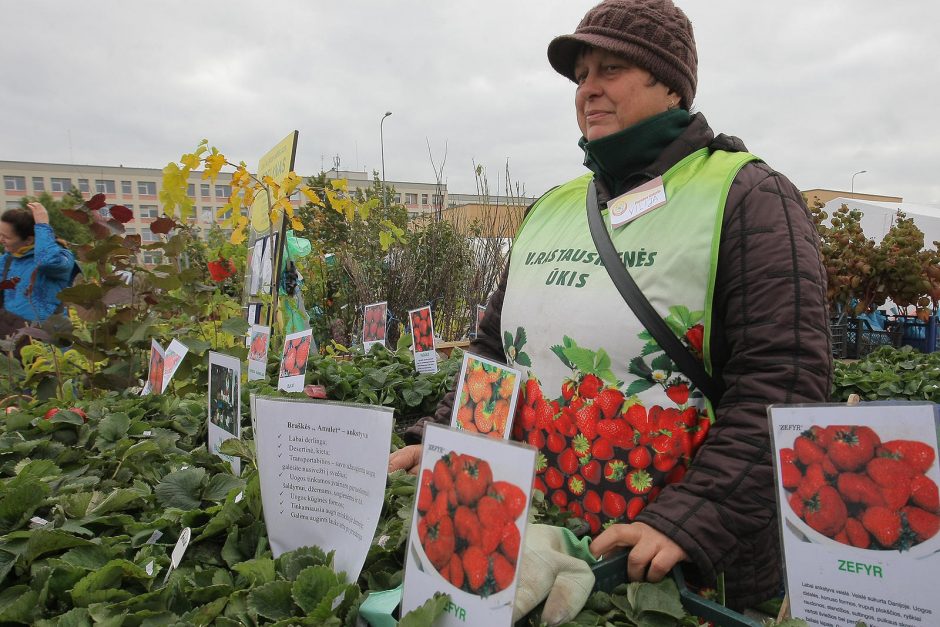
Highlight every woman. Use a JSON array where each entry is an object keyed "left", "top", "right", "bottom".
[
  {"left": 0, "top": 202, "right": 78, "bottom": 325},
  {"left": 391, "top": 0, "right": 832, "bottom": 618}
]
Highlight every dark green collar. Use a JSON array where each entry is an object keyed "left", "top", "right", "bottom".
[{"left": 581, "top": 108, "right": 691, "bottom": 197}]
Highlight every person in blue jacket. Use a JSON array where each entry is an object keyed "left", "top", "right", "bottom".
[{"left": 0, "top": 202, "right": 78, "bottom": 324}]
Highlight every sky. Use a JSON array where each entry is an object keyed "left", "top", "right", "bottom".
[{"left": 3, "top": 1, "right": 939, "bottom": 204}]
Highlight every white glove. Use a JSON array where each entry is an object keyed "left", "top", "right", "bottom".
[{"left": 512, "top": 524, "right": 596, "bottom": 626}]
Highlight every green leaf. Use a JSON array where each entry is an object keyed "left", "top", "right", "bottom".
[
  {"left": 0, "top": 475, "right": 48, "bottom": 533},
  {"left": 627, "top": 356, "right": 652, "bottom": 379},
  {"left": 202, "top": 474, "right": 244, "bottom": 502},
  {"left": 625, "top": 379, "right": 654, "bottom": 396},
  {"left": 89, "top": 486, "right": 149, "bottom": 516},
  {"left": 515, "top": 326, "right": 527, "bottom": 349},
  {"left": 398, "top": 592, "right": 451, "bottom": 627},
  {"left": 0, "top": 550, "right": 14, "bottom": 584},
  {"left": 640, "top": 341, "right": 661, "bottom": 356},
  {"left": 183, "top": 596, "right": 229, "bottom": 626},
  {"left": 633, "top": 579, "right": 685, "bottom": 620},
  {"left": 70, "top": 559, "right": 149, "bottom": 607},
  {"left": 219, "top": 438, "right": 255, "bottom": 464},
  {"left": 154, "top": 468, "right": 206, "bottom": 510},
  {"left": 276, "top": 546, "right": 331, "bottom": 582},
  {"left": 549, "top": 345, "right": 574, "bottom": 369},
  {"left": 291, "top": 565, "right": 340, "bottom": 613},
  {"left": 515, "top": 352, "right": 532, "bottom": 367},
  {"left": 220, "top": 316, "right": 250, "bottom": 336},
  {"left": 233, "top": 558, "right": 276, "bottom": 587},
  {"left": 24, "top": 529, "right": 94, "bottom": 566},
  {"left": 0, "top": 585, "right": 38, "bottom": 623},
  {"left": 563, "top": 346, "right": 598, "bottom": 374},
  {"left": 97, "top": 412, "right": 131, "bottom": 442},
  {"left": 60, "top": 544, "right": 114, "bottom": 570},
  {"left": 649, "top": 353, "right": 674, "bottom": 373},
  {"left": 247, "top": 580, "right": 295, "bottom": 621}
]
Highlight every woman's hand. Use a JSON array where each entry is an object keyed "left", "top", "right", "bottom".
[
  {"left": 388, "top": 444, "right": 422, "bottom": 475},
  {"left": 589, "top": 522, "right": 688, "bottom": 583},
  {"left": 26, "top": 202, "right": 50, "bottom": 225}
]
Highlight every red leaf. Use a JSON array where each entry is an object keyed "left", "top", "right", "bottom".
[
  {"left": 89, "top": 222, "right": 111, "bottom": 240},
  {"left": 106, "top": 219, "right": 126, "bottom": 234},
  {"left": 62, "top": 209, "right": 89, "bottom": 224},
  {"left": 86, "top": 193, "right": 107, "bottom": 211},
  {"left": 207, "top": 258, "right": 236, "bottom": 281},
  {"left": 110, "top": 205, "right": 134, "bottom": 223},
  {"left": 149, "top": 217, "right": 176, "bottom": 235}
]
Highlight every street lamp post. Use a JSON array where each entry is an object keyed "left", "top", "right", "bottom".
[
  {"left": 380, "top": 111, "right": 392, "bottom": 208},
  {"left": 851, "top": 170, "right": 867, "bottom": 194}
]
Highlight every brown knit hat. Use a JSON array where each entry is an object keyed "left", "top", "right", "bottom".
[{"left": 547, "top": 0, "right": 698, "bottom": 108}]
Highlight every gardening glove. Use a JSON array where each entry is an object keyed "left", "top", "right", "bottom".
[{"left": 512, "top": 524, "right": 597, "bottom": 626}]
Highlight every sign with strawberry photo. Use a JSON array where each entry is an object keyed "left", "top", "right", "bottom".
[
  {"left": 401, "top": 423, "right": 536, "bottom": 626},
  {"left": 769, "top": 402, "right": 940, "bottom": 626},
  {"left": 450, "top": 353, "right": 521, "bottom": 440},
  {"left": 162, "top": 339, "right": 189, "bottom": 391},
  {"left": 409, "top": 305, "right": 438, "bottom": 374},
  {"left": 141, "top": 339, "right": 164, "bottom": 396},
  {"left": 247, "top": 324, "right": 271, "bottom": 381},
  {"left": 277, "top": 328, "right": 313, "bottom": 393},
  {"left": 362, "top": 301, "right": 387, "bottom": 352}
]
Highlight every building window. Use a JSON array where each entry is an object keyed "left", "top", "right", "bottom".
[
  {"left": 138, "top": 181, "right": 157, "bottom": 196},
  {"left": 32, "top": 177, "right": 45, "bottom": 192},
  {"left": 394, "top": 193, "right": 402, "bottom": 204},
  {"left": 142, "top": 252, "right": 163, "bottom": 265},
  {"left": 5, "top": 201, "right": 20, "bottom": 209},
  {"left": 405, "top": 193, "right": 417, "bottom": 205},
  {"left": 201, "top": 184, "right": 211, "bottom": 198},
  {"left": 3, "top": 176, "right": 25, "bottom": 192},
  {"left": 50, "top": 178, "right": 71, "bottom": 192},
  {"left": 121, "top": 180, "right": 132, "bottom": 195},
  {"left": 78, "top": 179, "right": 90, "bottom": 193},
  {"left": 187, "top": 184, "right": 195, "bottom": 198},
  {"left": 95, "top": 179, "right": 116, "bottom": 194},
  {"left": 140, "top": 205, "right": 160, "bottom": 218},
  {"left": 125, "top": 227, "right": 137, "bottom": 235},
  {"left": 421, "top": 194, "right": 428, "bottom": 206},
  {"left": 215, "top": 185, "right": 231, "bottom": 199},
  {"left": 201, "top": 207, "right": 212, "bottom": 222}
]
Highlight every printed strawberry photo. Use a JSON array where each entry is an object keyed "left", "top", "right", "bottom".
[
  {"left": 249, "top": 329, "right": 269, "bottom": 362},
  {"left": 779, "top": 423, "right": 940, "bottom": 551},
  {"left": 362, "top": 301, "right": 387, "bottom": 345},
  {"left": 450, "top": 353, "right": 521, "bottom": 440},
  {"left": 410, "top": 306, "right": 435, "bottom": 353}
]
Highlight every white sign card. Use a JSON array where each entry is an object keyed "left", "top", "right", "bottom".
[
  {"left": 277, "top": 328, "right": 313, "bottom": 393},
  {"left": 475, "top": 304, "right": 486, "bottom": 336},
  {"left": 260, "top": 234, "right": 276, "bottom": 294},
  {"left": 248, "top": 238, "right": 264, "bottom": 296},
  {"left": 769, "top": 402, "right": 940, "bottom": 627},
  {"left": 208, "top": 351, "right": 242, "bottom": 475},
  {"left": 141, "top": 339, "right": 165, "bottom": 396},
  {"left": 401, "top": 423, "right": 537, "bottom": 626},
  {"left": 409, "top": 306, "right": 438, "bottom": 374},
  {"left": 362, "top": 301, "right": 387, "bottom": 352},
  {"left": 247, "top": 324, "right": 271, "bottom": 381},
  {"left": 252, "top": 396, "right": 394, "bottom": 581},
  {"left": 161, "top": 339, "right": 189, "bottom": 392},
  {"left": 450, "top": 353, "right": 522, "bottom": 440}
]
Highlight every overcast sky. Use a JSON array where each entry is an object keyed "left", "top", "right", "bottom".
[{"left": 3, "top": 1, "right": 938, "bottom": 204}]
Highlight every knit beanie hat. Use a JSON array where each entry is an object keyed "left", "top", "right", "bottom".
[{"left": 547, "top": 0, "right": 698, "bottom": 108}]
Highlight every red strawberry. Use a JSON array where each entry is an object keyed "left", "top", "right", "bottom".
[
  {"left": 544, "top": 468, "right": 564, "bottom": 490},
  {"left": 779, "top": 448, "right": 797, "bottom": 465},
  {"left": 558, "top": 448, "right": 579, "bottom": 475},
  {"left": 879, "top": 440, "right": 936, "bottom": 474},
  {"left": 527, "top": 430, "right": 545, "bottom": 450},
  {"left": 553, "top": 412, "right": 576, "bottom": 437},
  {"left": 603, "top": 460, "right": 627, "bottom": 482},
  {"left": 626, "top": 496, "right": 645, "bottom": 521},
  {"left": 797, "top": 463, "right": 829, "bottom": 499},
  {"left": 546, "top": 432, "right": 566, "bottom": 454},
  {"left": 572, "top": 433, "right": 592, "bottom": 458},
  {"left": 592, "top": 438, "right": 615, "bottom": 460},
  {"left": 477, "top": 496, "right": 509, "bottom": 531},
  {"left": 911, "top": 474, "right": 940, "bottom": 513},
  {"left": 780, "top": 461, "right": 802, "bottom": 490},
  {"left": 880, "top": 481, "right": 912, "bottom": 511},
  {"left": 518, "top": 405, "right": 537, "bottom": 431},
  {"left": 691, "top": 415, "right": 710, "bottom": 449},
  {"left": 867, "top": 456, "right": 916, "bottom": 486},
  {"left": 445, "top": 553, "right": 464, "bottom": 588},
  {"left": 594, "top": 388, "right": 624, "bottom": 420},
  {"left": 578, "top": 374, "right": 603, "bottom": 399},
  {"left": 602, "top": 490, "right": 626, "bottom": 519},
  {"left": 827, "top": 426, "right": 877, "bottom": 472},
  {"left": 454, "top": 506, "right": 482, "bottom": 546},
  {"left": 535, "top": 400, "right": 556, "bottom": 431},
  {"left": 581, "top": 460, "right": 602, "bottom": 485},
  {"left": 567, "top": 502, "right": 584, "bottom": 519},
  {"left": 433, "top": 459, "right": 455, "bottom": 494},
  {"left": 624, "top": 404, "right": 650, "bottom": 436},
  {"left": 462, "top": 545, "right": 488, "bottom": 592},
  {"left": 455, "top": 456, "right": 493, "bottom": 506},
  {"left": 466, "top": 367, "right": 492, "bottom": 404},
  {"left": 574, "top": 403, "right": 600, "bottom": 440},
  {"left": 583, "top": 490, "right": 602, "bottom": 514},
  {"left": 551, "top": 489, "right": 568, "bottom": 508},
  {"left": 789, "top": 492, "right": 804, "bottom": 518},
  {"left": 652, "top": 452, "right": 678, "bottom": 473},
  {"left": 419, "top": 509, "right": 455, "bottom": 570},
  {"left": 665, "top": 383, "right": 689, "bottom": 406},
  {"left": 596, "top": 419, "right": 631, "bottom": 447},
  {"left": 532, "top": 477, "right": 547, "bottom": 495},
  {"left": 488, "top": 481, "right": 528, "bottom": 520},
  {"left": 473, "top": 401, "right": 495, "bottom": 434},
  {"left": 902, "top": 506, "right": 940, "bottom": 543},
  {"left": 567, "top": 474, "right": 586, "bottom": 496},
  {"left": 560, "top": 379, "right": 577, "bottom": 401},
  {"left": 794, "top": 433, "right": 826, "bottom": 466},
  {"left": 524, "top": 378, "right": 543, "bottom": 406},
  {"left": 629, "top": 446, "right": 652, "bottom": 470},
  {"left": 835, "top": 473, "right": 884, "bottom": 508},
  {"left": 844, "top": 517, "right": 870, "bottom": 549},
  {"left": 626, "top": 469, "right": 653, "bottom": 495},
  {"left": 584, "top": 512, "right": 601, "bottom": 535},
  {"left": 861, "top": 506, "right": 901, "bottom": 548},
  {"left": 802, "top": 485, "right": 847, "bottom": 538},
  {"left": 500, "top": 521, "right": 521, "bottom": 563},
  {"left": 491, "top": 552, "right": 515, "bottom": 591}
]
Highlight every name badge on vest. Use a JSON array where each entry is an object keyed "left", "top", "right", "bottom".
[{"left": 608, "top": 176, "right": 668, "bottom": 228}]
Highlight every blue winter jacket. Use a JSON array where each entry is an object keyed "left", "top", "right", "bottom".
[{"left": 0, "top": 224, "right": 78, "bottom": 322}]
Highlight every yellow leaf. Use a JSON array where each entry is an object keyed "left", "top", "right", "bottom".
[
  {"left": 181, "top": 153, "right": 201, "bottom": 170},
  {"left": 216, "top": 204, "right": 231, "bottom": 218},
  {"left": 282, "top": 172, "right": 302, "bottom": 196},
  {"left": 301, "top": 187, "right": 324, "bottom": 207},
  {"left": 290, "top": 217, "right": 304, "bottom": 231},
  {"left": 359, "top": 201, "right": 371, "bottom": 221},
  {"left": 230, "top": 227, "right": 247, "bottom": 245},
  {"left": 277, "top": 197, "right": 293, "bottom": 217},
  {"left": 205, "top": 150, "right": 227, "bottom": 183},
  {"left": 330, "top": 179, "right": 348, "bottom": 192}
]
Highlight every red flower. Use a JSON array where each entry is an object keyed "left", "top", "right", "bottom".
[
  {"left": 207, "top": 258, "right": 236, "bottom": 281},
  {"left": 685, "top": 324, "right": 704, "bottom": 355}
]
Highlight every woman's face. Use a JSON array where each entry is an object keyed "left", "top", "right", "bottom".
[
  {"left": 574, "top": 48, "right": 676, "bottom": 142},
  {"left": 0, "top": 221, "right": 32, "bottom": 254}
]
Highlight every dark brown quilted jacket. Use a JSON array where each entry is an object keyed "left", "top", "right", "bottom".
[{"left": 405, "top": 113, "right": 833, "bottom": 609}]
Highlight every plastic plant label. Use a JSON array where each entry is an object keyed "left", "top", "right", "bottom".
[
  {"left": 145, "top": 530, "right": 163, "bottom": 545},
  {"left": 146, "top": 560, "right": 154, "bottom": 576},
  {"left": 234, "top": 491, "right": 244, "bottom": 504},
  {"left": 170, "top": 527, "right": 191, "bottom": 569}
]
